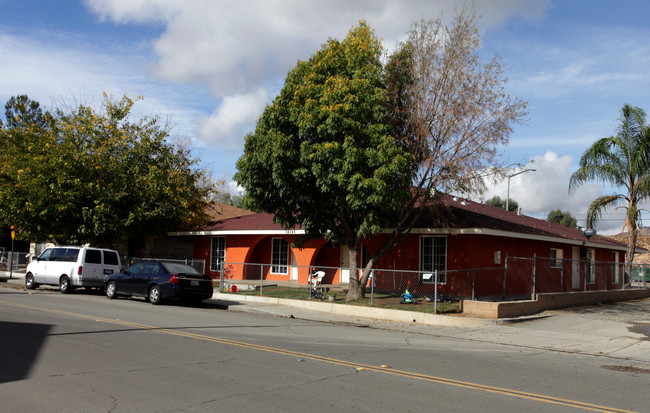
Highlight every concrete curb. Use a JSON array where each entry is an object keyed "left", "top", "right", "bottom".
[
  {"left": 212, "top": 292, "right": 495, "bottom": 327},
  {"left": 0, "top": 271, "right": 25, "bottom": 285}
]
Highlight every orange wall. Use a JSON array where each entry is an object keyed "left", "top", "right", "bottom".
[
  {"left": 196, "top": 234, "right": 327, "bottom": 283},
  {"left": 193, "top": 233, "right": 626, "bottom": 296}
]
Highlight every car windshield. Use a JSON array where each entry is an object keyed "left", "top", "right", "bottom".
[{"left": 161, "top": 262, "right": 201, "bottom": 275}]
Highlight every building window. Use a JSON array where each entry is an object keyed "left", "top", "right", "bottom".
[
  {"left": 420, "top": 236, "right": 447, "bottom": 283},
  {"left": 612, "top": 251, "right": 620, "bottom": 284},
  {"left": 210, "top": 237, "right": 226, "bottom": 272},
  {"left": 271, "top": 238, "right": 289, "bottom": 274},
  {"left": 550, "top": 248, "right": 563, "bottom": 268}
]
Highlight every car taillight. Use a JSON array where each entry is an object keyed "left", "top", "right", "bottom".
[
  {"left": 169, "top": 274, "right": 179, "bottom": 284},
  {"left": 78, "top": 266, "right": 83, "bottom": 275}
]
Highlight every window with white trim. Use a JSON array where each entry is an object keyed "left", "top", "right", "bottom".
[
  {"left": 420, "top": 236, "right": 447, "bottom": 283},
  {"left": 210, "top": 237, "right": 226, "bottom": 272},
  {"left": 550, "top": 248, "right": 563, "bottom": 268},
  {"left": 271, "top": 238, "right": 289, "bottom": 274}
]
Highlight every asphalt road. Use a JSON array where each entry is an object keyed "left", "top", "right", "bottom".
[{"left": 0, "top": 285, "right": 648, "bottom": 413}]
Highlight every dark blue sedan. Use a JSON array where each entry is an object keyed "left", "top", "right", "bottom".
[{"left": 105, "top": 261, "right": 214, "bottom": 305}]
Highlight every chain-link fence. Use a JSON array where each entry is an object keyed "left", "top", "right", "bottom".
[
  {"left": 218, "top": 257, "right": 645, "bottom": 303},
  {"left": 218, "top": 262, "right": 506, "bottom": 302},
  {"left": 367, "top": 266, "right": 507, "bottom": 301},
  {"left": 505, "top": 255, "right": 641, "bottom": 300},
  {"left": 0, "top": 251, "right": 31, "bottom": 274},
  {"left": 630, "top": 264, "right": 649, "bottom": 287}
]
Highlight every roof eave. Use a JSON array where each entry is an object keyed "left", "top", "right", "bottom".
[{"left": 406, "top": 227, "right": 632, "bottom": 252}]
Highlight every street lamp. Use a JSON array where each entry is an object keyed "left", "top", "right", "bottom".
[{"left": 506, "top": 168, "right": 536, "bottom": 211}]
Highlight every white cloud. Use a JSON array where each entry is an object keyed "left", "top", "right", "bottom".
[
  {"left": 196, "top": 89, "right": 268, "bottom": 150},
  {"left": 522, "top": 62, "right": 644, "bottom": 100},
  {"left": 3, "top": 0, "right": 552, "bottom": 177},
  {"left": 82, "top": 0, "right": 550, "bottom": 148},
  {"left": 226, "top": 180, "right": 245, "bottom": 196},
  {"left": 507, "top": 25, "right": 650, "bottom": 101},
  {"left": 478, "top": 151, "right": 637, "bottom": 235},
  {"left": 84, "top": 0, "right": 549, "bottom": 97},
  {"left": 0, "top": 31, "right": 107, "bottom": 105},
  {"left": 0, "top": 28, "right": 211, "bottom": 142},
  {"left": 82, "top": 0, "right": 180, "bottom": 23}
]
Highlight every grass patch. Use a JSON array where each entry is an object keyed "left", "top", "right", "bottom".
[{"left": 220, "top": 286, "right": 460, "bottom": 314}]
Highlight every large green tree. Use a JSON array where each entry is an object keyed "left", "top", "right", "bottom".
[
  {"left": 546, "top": 209, "right": 578, "bottom": 229},
  {"left": 237, "top": 10, "right": 526, "bottom": 300},
  {"left": 485, "top": 195, "right": 519, "bottom": 212},
  {"left": 235, "top": 22, "right": 414, "bottom": 300},
  {"left": 569, "top": 104, "right": 650, "bottom": 282},
  {"left": 0, "top": 93, "right": 213, "bottom": 246}
]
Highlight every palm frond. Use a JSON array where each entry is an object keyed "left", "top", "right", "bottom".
[{"left": 586, "top": 194, "right": 625, "bottom": 228}]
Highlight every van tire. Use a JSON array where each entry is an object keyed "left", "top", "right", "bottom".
[
  {"left": 148, "top": 285, "right": 162, "bottom": 305},
  {"left": 25, "top": 273, "right": 38, "bottom": 290},
  {"left": 106, "top": 281, "right": 117, "bottom": 299},
  {"left": 59, "top": 276, "right": 73, "bottom": 294}
]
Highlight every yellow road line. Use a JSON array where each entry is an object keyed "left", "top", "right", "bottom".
[{"left": 2, "top": 301, "right": 634, "bottom": 413}]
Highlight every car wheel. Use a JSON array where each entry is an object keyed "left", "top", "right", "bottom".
[
  {"left": 106, "top": 281, "right": 117, "bottom": 299},
  {"left": 148, "top": 285, "right": 162, "bottom": 305},
  {"left": 59, "top": 276, "right": 73, "bottom": 294},
  {"left": 25, "top": 273, "right": 38, "bottom": 290}
]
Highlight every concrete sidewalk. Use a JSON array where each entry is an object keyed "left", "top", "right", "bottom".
[{"left": 0, "top": 270, "right": 24, "bottom": 283}]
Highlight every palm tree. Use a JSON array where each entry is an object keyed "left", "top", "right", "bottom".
[{"left": 569, "top": 104, "right": 650, "bottom": 284}]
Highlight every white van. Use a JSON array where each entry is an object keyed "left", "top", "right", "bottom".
[{"left": 25, "top": 246, "right": 121, "bottom": 293}]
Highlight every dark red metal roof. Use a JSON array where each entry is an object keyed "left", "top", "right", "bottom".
[
  {"left": 428, "top": 192, "right": 624, "bottom": 247},
  {"left": 193, "top": 192, "right": 628, "bottom": 249},
  {"left": 205, "top": 202, "right": 257, "bottom": 222},
  {"left": 201, "top": 212, "right": 286, "bottom": 232}
]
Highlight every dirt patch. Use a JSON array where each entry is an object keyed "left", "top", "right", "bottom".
[{"left": 602, "top": 364, "right": 650, "bottom": 374}]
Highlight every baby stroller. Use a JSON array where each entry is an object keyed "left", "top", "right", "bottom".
[{"left": 308, "top": 269, "right": 327, "bottom": 300}]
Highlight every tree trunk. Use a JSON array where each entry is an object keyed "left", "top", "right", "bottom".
[
  {"left": 345, "top": 238, "right": 363, "bottom": 301},
  {"left": 625, "top": 228, "right": 638, "bottom": 287}
]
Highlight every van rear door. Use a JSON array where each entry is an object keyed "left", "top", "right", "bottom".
[
  {"left": 102, "top": 250, "right": 120, "bottom": 276},
  {"left": 80, "top": 249, "right": 103, "bottom": 286}
]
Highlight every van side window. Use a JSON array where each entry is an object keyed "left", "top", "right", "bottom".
[
  {"left": 39, "top": 249, "right": 53, "bottom": 261},
  {"left": 51, "top": 248, "right": 67, "bottom": 261},
  {"left": 104, "top": 251, "right": 119, "bottom": 266},
  {"left": 63, "top": 249, "right": 79, "bottom": 262},
  {"left": 85, "top": 249, "right": 102, "bottom": 264}
]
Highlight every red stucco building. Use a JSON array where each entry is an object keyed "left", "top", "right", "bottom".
[{"left": 171, "top": 193, "right": 639, "bottom": 298}]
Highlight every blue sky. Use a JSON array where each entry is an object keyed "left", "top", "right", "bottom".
[{"left": 2, "top": 0, "right": 649, "bottom": 234}]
